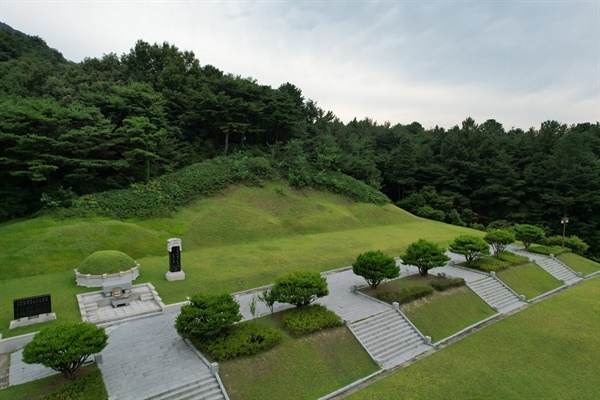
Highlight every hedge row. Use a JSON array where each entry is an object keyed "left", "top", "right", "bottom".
[
  {"left": 282, "top": 304, "right": 343, "bottom": 335},
  {"left": 375, "top": 285, "right": 434, "bottom": 304},
  {"left": 203, "top": 323, "right": 284, "bottom": 361}
]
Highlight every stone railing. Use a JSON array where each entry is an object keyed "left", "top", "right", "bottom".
[{"left": 74, "top": 264, "right": 140, "bottom": 287}]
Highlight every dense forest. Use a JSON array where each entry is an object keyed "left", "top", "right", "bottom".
[{"left": 1, "top": 22, "right": 599, "bottom": 258}]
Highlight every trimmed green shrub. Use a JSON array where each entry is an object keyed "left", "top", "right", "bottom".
[
  {"left": 449, "top": 235, "right": 490, "bottom": 262},
  {"left": 495, "top": 251, "right": 529, "bottom": 265},
  {"left": 175, "top": 293, "right": 241, "bottom": 341},
  {"left": 375, "top": 285, "right": 434, "bottom": 304},
  {"left": 430, "top": 274, "right": 465, "bottom": 291},
  {"left": 484, "top": 229, "right": 516, "bottom": 255},
  {"left": 543, "top": 236, "right": 588, "bottom": 254},
  {"left": 43, "top": 369, "right": 108, "bottom": 400},
  {"left": 528, "top": 245, "right": 572, "bottom": 256},
  {"left": 513, "top": 224, "right": 545, "bottom": 250},
  {"left": 77, "top": 250, "right": 136, "bottom": 275},
  {"left": 272, "top": 270, "right": 329, "bottom": 307},
  {"left": 23, "top": 322, "right": 108, "bottom": 380},
  {"left": 282, "top": 304, "right": 342, "bottom": 335},
  {"left": 203, "top": 323, "right": 284, "bottom": 360},
  {"left": 469, "top": 257, "right": 511, "bottom": 272},
  {"left": 401, "top": 239, "right": 450, "bottom": 276},
  {"left": 352, "top": 250, "right": 399, "bottom": 289}
]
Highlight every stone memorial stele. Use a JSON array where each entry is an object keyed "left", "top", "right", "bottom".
[
  {"left": 10, "top": 294, "right": 56, "bottom": 329},
  {"left": 166, "top": 238, "right": 185, "bottom": 281}
]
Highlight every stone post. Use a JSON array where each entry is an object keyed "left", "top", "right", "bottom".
[
  {"left": 392, "top": 302, "right": 399, "bottom": 310},
  {"left": 166, "top": 238, "right": 185, "bottom": 281},
  {"left": 424, "top": 336, "right": 432, "bottom": 345},
  {"left": 350, "top": 285, "right": 357, "bottom": 293},
  {"left": 210, "top": 362, "right": 219, "bottom": 375}
]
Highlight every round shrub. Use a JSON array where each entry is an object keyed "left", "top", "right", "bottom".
[
  {"left": 282, "top": 304, "right": 342, "bottom": 335},
  {"left": 375, "top": 285, "right": 434, "bottom": 304},
  {"left": 175, "top": 293, "right": 241, "bottom": 341},
  {"left": 272, "top": 270, "right": 329, "bottom": 307},
  {"left": 77, "top": 250, "right": 136, "bottom": 275},
  {"left": 203, "top": 323, "right": 284, "bottom": 360}
]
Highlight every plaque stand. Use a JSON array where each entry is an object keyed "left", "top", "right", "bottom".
[
  {"left": 166, "top": 271, "right": 186, "bottom": 281},
  {"left": 9, "top": 313, "right": 57, "bottom": 329}
]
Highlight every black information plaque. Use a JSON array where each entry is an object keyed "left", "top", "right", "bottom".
[{"left": 14, "top": 294, "right": 51, "bottom": 320}]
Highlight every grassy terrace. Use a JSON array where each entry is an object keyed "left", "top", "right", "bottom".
[
  {"left": 219, "top": 313, "right": 379, "bottom": 400},
  {"left": 497, "top": 263, "right": 562, "bottom": 300},
  {"left": 0, "top": 183, "right": 479, "bottom": 338},
  {"left": 558, "top": 252, "right": 600, "bottom": 276},
  {"left": 349, "top": 277, "right": 600, "bottom": 400}
]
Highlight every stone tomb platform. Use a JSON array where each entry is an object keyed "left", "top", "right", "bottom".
[{"left": 76, "top": 283, "right": 164, "bottom": 326}]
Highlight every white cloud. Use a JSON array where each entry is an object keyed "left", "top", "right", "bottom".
[{"left": 1, "top": 0, "right": 598, "bottom": 129}]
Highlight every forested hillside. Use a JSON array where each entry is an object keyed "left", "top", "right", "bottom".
[{"left": 1, "top": 23, "right": 598, "bottom": 258}]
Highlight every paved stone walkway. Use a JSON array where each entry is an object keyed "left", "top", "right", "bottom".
[
  {"left": 9, "top": 349, "right": 60, "bottom": 386},
  {"left": 98, "top": 313, "right": 216, "bottom": 400}
]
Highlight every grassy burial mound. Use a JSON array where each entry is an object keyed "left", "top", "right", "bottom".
[{"left": 77, "top": 250, "right": 136, "bottom": 275}]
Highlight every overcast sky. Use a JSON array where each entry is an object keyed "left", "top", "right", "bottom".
[{"left": 1, "top": 0, "right": 598, "bottom": 130}]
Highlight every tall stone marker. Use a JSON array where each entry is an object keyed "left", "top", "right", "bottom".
[{"left": 166, "top": 238, "right": 185, "bottom": 281}]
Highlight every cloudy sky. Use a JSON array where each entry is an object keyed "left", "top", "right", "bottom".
[{"left": 1, "top": 0, "right": 598, "bottom": 130}]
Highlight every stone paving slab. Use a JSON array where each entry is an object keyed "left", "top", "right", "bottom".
[
  {"left": 98, "top": 313, "right": 213, "bottom": 400},
  {"left": 9, "top": 349, "right": 59, "bottom": 386},
  {"left": 430, "top": 265, "right": 488, "bottom": 283}
]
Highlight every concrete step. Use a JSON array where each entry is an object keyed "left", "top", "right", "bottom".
[
  {"left": 140, "top": 293, "right": 154, "bottom": 302},
  {"left": 146, "top": 375, "right": 223, "bottom": 400},
  {"left": 371, "top": 335, "right": 423, "bottom": 358},
  {"left": 360, "top": 323, "right": 414, "bottom": 346},
  {"left": 353, "top": 316, "right": 411, "bottom": 337}
]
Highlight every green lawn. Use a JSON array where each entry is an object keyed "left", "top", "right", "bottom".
[
  {"left": 400, "top": 286, "right": 496, "bottom": 342},
  {"left": 0, "top": 364, "right": 106, "bottom": 400},
  {"left": 218, "top": 313, "right": 379, "bottom": 400},
  {"left": 497, "top": 263, "right": 563, "bottom": 300},
  {"left": 0, "top": 184, "right": 480, "bottom": 338},
  {"left": 558, "top": 252, "right": 600, "bottom": 276},
  {"left": 349, "top": 277, "right": 600, "bottom": 400}
]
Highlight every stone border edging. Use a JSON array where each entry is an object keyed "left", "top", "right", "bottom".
[
  {"left": 183, "top": 338, "right": 230, "bottom": 400},
  {"left": 318, "top": 369, "right": 385, "bottom": 400}
]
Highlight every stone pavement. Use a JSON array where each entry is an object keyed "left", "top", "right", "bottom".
[
  {"left": 98, "top": 312, "right": 220, "bottom": 400},
  {"left": 8, "top": 348, "right": 60, "bottom": 386},
  {"left": 235, "top": 262, "right": 421, "bottom": 323}
]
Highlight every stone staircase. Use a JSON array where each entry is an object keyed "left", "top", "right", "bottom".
[
  {"left": 532, "top": 256, "right": 582, "bottom": 285},
  {"left": 145, "top": 374, "right": 226, "bottom": 400},
  {"left": 467, "top": 277, "right": 525, "bottom": 313},
  {"left": 350, "top": 309, "right": 432, "bottom": 369}
]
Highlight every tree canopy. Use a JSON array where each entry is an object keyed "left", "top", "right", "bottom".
[
  {"left": 23, "top": 322, "right": 108, "bottom": 380},
  {"left": 449, "top": 235, "right": 490, "bottom": 262},
  {"left": 352, "top": 250, "right": 399, "bottom": 289},
  {"left": 1, "top": 22, "right": 600, "bottom": 260},
  {"left": 401, "top": 239, "right": 450, "bottom": 276}
]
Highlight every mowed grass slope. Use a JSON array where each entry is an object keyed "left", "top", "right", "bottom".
[
  {"left": 0, "top": 182, "right": 480, "bottom": 337},
  {"left": 349, "top": 277, "right": 600, "bottom": 400}
]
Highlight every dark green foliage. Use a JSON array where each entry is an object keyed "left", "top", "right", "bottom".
[
  {"left": 528, "top": 245, "right": 572, "bottom": 256},
  {"left": 1, "top": 23, "right": 599, "bottom": 260},
  {"left": 43, "top": 369, "right": 108, "bottom": 400},
  {"left": 282, "top": 304, "right": 342, "bottom": 335},
  {"left": 469, "top": 257, "right": 511, "bottom": 272},
  {"left": 430, "top": 274, "right": 466, "bottom": 291},
  {"left": 401, "top": 239, "right": 450, "bottom": 276},
  {"left": 375, "top": 285, "right": 434, "bottom": 304},
  {"left": 449, "top": 235, "right": 490, "bottom": 262},
  {"left": 513, "top": 224, "right": 546, "bottom": 250},
  {"left": 484, "top": 229, "right": 516, "bottom": 255},
  {"left": 545, "top": 235, "right": 589, "bottom": 254},
  {"left": 203, "top": 323, "right": 284, "bottom": 360},
  {"left": 352, "top": 250, "right": 399, "bottom": 289},
  {"left": 495, "top": 251, "right": 529, "bottom": 265},
  {"left": 272, "top": 270, "right": 329, "bottom": 307},
  {"left": 23, "top": 322, "right": 108, "bottom": 380},
  {"left": 175, "top": 293, "right": 241, "bottom": 341}
]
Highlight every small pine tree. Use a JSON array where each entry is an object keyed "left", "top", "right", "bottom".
[
  {"left": 23, "top": 322, "right": 108, "bottom": 380},
  {"left": 401, "top": 239, "right": 450, "bottom": 276},
  {"left": 449, "top": 235, "right": 490, "bottom": 262},
  {"left": 513, "top": 224, "right": 545, "bottom": 250},
  {"left": 272, "top": 270, "right": 328, "bottom": 307},
  {"left": 175, "top": 293, "right": 241, "bottom": 341},
  {"left": 352, "top": 250, "right": 399, "bottom": 289}
]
